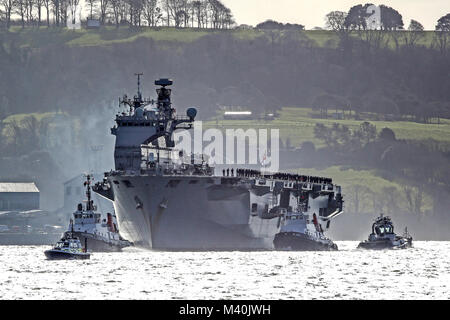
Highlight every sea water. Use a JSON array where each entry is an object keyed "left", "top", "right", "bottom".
[{"left": 0, "top": 241, "right": 448, "bottom": 299}]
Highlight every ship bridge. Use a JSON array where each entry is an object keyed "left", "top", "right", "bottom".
[{"left": 111, "top": 75, "right": 197, "bottom": 171}]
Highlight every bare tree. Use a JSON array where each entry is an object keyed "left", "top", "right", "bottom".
[
  {"left": 15, "top": 0, "right": 26, "bottom": 28},
  {"left": 86, "top": 0, "right": 97, "bottom": 19},
  {"left": 143, "top": 0, "right": 161, "bottom": 27},
  {"left": 51, "top": 0, "right": 60, "bottom": 25},
  {"left": 99, "top": 0, "right": 109, "bottom": 23},
  {"left": 43, "top": 0, "right": 50, "bottom": 26},
  {"left": 67, "top": 0, "right": 79, "bottom": 26},
  {"left": 1, "top": 0, "right": 15, "bottom": 29},
  {"left": 109, "top": 0, "right": 121, "bottom": 27},
  {"left": 36, "top": 0, "right": 45, "bottom": 27}
]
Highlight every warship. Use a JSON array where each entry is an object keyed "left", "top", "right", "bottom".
[
  {"left": 358, "top": 214, "right": 413, "bottom": 249},
  {"left": 93, "top": 75, "right": 344, "bottom": 249},
  {"left": 63, "top": 174, "right": 132, "bottom": 252}
]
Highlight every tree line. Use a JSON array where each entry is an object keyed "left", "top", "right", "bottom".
[
  {"left": 325, "top": 4, "right": 450, "bottom": 54},
  {"left": 0, "top": 0, "right": 235, "bottom": 29}
]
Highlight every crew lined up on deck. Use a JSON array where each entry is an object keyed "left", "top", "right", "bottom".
[{"left": 222, "top": 168, "right": 332, "bottom": 184}]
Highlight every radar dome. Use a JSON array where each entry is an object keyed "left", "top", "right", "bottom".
[{"left": 187, "top": 107, "right": 197, "bottom": 120}]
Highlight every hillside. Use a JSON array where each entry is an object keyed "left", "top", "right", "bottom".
[
  {"left": 205, "top": 107, "right": 450, "bottom": 149},
  {"left": 0, "top": 26, "right": 438, "bottom": 49}
]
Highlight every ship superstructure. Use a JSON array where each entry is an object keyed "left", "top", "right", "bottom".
[{"left": 93, "top": 76, "right": 344, "bottom": 249}]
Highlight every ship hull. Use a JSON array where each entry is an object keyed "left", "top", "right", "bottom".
[
  {"left": 273, "top": 232, "right": 338, "bottom": 251},
  {"left": 107, "top": 175, "right": 278, "bottom": 250}
]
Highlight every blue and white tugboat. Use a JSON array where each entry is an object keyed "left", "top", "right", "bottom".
[
  {"left": 44, "top": 235, "right": 90, "bottom": 260},
  {"left": 63, "top": 174, "right": 132, "bottom": 252},
  {"left": 358, "top": 214, "right": 413, "bottom": 249}
]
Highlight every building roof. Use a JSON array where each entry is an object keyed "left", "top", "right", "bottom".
[
  {"left": 224, "top": 111, "right": 252, "bottom": 115},
  {"left": 0, "top": 183, "right": 39, "bottom": 193}
]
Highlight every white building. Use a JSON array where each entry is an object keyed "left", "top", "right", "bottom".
[{"left": 0, "top": 183, "right": 40, "bottom": 211}]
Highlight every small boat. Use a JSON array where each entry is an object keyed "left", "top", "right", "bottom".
[
  {"left": 273, "top": 210, "right": 338, "bottom": 251},
  {"left": 44, "top": 234, "right": 91, "bottom": 260},
  {"left": 358, "top": 214, "right": 413, "bottom": 249}
]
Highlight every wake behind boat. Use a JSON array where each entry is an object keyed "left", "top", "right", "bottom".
[{"left": 358, "top": 214, "right": 413, "bottom": 250}]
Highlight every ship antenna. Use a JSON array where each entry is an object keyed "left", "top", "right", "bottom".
[{"left": 135, "top": 72, "right": 143, "bottom": 99}]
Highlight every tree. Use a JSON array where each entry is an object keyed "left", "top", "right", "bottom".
[
  {"left": 15, "top": 0, "right": 26, "bottom": 28},
  {"left": 435, "top": 13, "right": 450, "bottom": 54},
  {"left": 325, "top": 11, "right": 347, "bottom": 32},
  {"left": 379, "top": 5, "right": 403, "bottom": 30},
  {"left": 98, "top": 0, "right": 109, "bottom": 23},
  {"left": 378, "top": 127, "right": 396, "bottom": 141},
  {"left": 192, "top": 0, "right": 204, "bottom": 28},
  {"left": 355, "top": 121, "right": 377, "bottom": 145},
  {"left": 35, "top": 0, "right": 45, "bottom": 27},
  {"left": 344, "top": 4, "right": 367, "bottom": 30},
  {"left": 85, "top": 0, "right": 97, "bottom": 19},
  {"left": 143, "top": 0, "right": 162, "bottom": 27},
  {"left": 110, "top": 0, "right": 121, "bottom": 26},
  {"left": 403, "top": 19, "right": 424, "bottom": 47},
  {"left": 1, "top": 0, "right": 15, "bottom": 29},
  {"left": 43, "top": 0, "right": 50, "bottom": 26}
]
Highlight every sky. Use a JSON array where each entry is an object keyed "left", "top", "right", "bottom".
[{"left": 221, "top": 0, "right": 450, "bottom": 30}]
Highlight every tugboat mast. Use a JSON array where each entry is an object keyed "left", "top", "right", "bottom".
[{"left": 84, "top": 174, "right": 92, "bottom": 211}]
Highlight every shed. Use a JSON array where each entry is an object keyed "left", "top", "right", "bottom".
[
  {"left": 0, "top": 183, "right": 40, "bottom": 211},
  {"left": 223, "top": 111, "right": 253, "bottom": 120}
]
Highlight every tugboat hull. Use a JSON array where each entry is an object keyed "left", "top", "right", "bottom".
[
  {"left": 358, "top": 238, "right": 412, "bottom": 250},
  {"left": 64, "top": 232, "right": 131, "bottom": 252},
  {"left": 44, "top": 250, "right": 90, "bottom": 260},
  {"left": 273, "top": 232, "right": 338, "bottom": 251}
]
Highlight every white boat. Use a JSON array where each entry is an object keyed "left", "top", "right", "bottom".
[
  {"left": 44, "top": 236, "right": 90, "bottom": 260},
  {"left": 63, "top": 174, "right": 132, "bottom": 252},
  {"left": 358, "top": 214, "right": 413, "bottom": 249},
  {"left": 273, "top": 210, "right": 338, "bottom": 251}
]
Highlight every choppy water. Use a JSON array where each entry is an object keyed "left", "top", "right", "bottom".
[{"left": 0, "top": 241, "right": 449, "bottom": 300}]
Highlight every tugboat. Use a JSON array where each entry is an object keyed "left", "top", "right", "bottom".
[
  {"left": 273, "top": 210, "right": 338, "bottom": 251},
  {"left": 63, "top": 174, "right": 132, "bottom": 252},
  {"left": 358, "top": 214, "right": 413, "bottom": 249},
  {"left": 44, "top": 234, "right": 90, "bottom": 260}
]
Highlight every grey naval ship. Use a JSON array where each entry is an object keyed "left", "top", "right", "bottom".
[{"left": 93, "top": 76, "right": 344, "bottom": 250}]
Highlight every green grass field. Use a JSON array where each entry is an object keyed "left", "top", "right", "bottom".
[
  {"left": 1, "top": 26, "right": 438, "bottom": 49},
  {"left": 204, "top": 107, "right": 450, "bottom": 149},
  {"left": 287, "top": 165, "right": 432, "bottom": 214}
]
